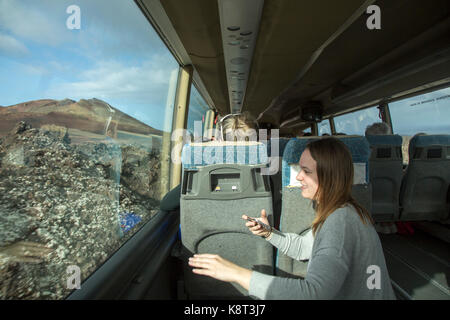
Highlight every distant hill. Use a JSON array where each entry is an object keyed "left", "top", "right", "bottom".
[{"left": 0, "top": 98, "right": 162, "bottom": 137}]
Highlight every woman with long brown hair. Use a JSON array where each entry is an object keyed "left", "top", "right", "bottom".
[{"left": 188, "top": 137, "right": 395, "bottom": 299}]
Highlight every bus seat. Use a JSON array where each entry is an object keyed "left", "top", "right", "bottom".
[
  {"left": 366, "top": 134, "right": 403, "bottom": 222},
  {"left": 180, "top": 141, "right": 274, "bottom": 299},
  {"left": 400, "top": 134, "right": 450, "bottom": 222},
  {"left": 277, "top": 136, "right": 372, "bottom": 278},
  {"left": 266, "top": 137, "right": 291, "bottom": 229}
]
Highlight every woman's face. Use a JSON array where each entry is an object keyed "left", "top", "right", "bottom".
[{"left": 296, "top": 148, "right": 319, "bottom": 200}]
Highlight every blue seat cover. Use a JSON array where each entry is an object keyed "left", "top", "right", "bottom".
[
  {"left": 181, "top": 142, "right": 269, "bottom": 169},
  {"left": 282, "top": 136, "right": 370, "bottom": 187}
]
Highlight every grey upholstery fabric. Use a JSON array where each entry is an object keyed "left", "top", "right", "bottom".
[
  {"left": 266, "top": 138, "right": 290, "bottom": 229},
  {"left": 366, "top": 135, "right": 403, "bottom": 222},
  {"left": 180, "top": 141, "right": 275, "bottom": 298},
  {"left": 276, "top": 187, "right": 315, "bottom": 278},
  {"left": 400, "top": 135, "right": 450, "bottom": 221},
  {"left": 180, "top": 197, "right": 274, "bottom": 298}
]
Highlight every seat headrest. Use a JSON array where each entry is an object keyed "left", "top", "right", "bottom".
[
  {"left": 181, "top": 141, "right": 269, "bottom": 169},
  {"left": 282, "top": 136, "right": 370, "bottom": 164},
  {"left": 366, "top": 134, "right": 403, "bottom": 146},
  {"left": 410, "top": 134, "right": 450, "bottom": 148}
]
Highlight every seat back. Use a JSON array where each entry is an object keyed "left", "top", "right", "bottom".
[
  {"left": 277, "top": 136, "right": 372, "bottom": 278},
  {"left": 400, "top": 135, "right": 450, "bottom": 221},
  {"left": 180, "top": 141, "right": 274, "bottom": 298},
  {"left": 265, "top": 137, "right": 291, "bottom": 229},
  {"left": 366, "top": 134, "right": 404, "bottom": 222}
]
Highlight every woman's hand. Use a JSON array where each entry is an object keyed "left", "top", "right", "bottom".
[
  {"left": 188, "top": 254, "right": 252, "bottom": 290},
  {"left": 242, "top": 209, "right": 272, "bottom": 238}
]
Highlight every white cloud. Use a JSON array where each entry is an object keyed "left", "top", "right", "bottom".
[
  {"left": 0, "top": 33, "right": 29, "bottom": 56},
  {"left": 0, "top": 0, "right": 68, "bottom": 47},
  {"left": 0, "top": 0, "right": 165, "bottom": 56},
  {"left": 45, "top": 56, "right": 178, "bottom": 104}
]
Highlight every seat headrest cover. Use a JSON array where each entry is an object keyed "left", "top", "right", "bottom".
[
  {"left": 181, "top": 141, "right": 269, "bottom": 169},
  {"left": 410, "top": 134, "right": 450, "bottom": 148},
  {"left": 366, "top": 134, "right": 403, "bottom": 146},
  {"left": 282, "top": 136, "right": 370, "bottom": 164},
  {"left": 282, "top": 138, "right": 319, "bottom": 164}
]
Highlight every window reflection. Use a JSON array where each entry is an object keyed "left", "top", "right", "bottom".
[
  {"left": 334, "top": 106, "right": 381, "bottom": 136},
  {"left": 187, "top": 85, "right": 210, "bottom": 137},
  {"left": 0, "top": 0, "right": 179, "bottom": 299}
]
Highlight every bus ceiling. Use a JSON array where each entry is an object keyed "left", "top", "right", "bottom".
[{"left": 137, "top": 0, "right": 450, "bottom": 128}]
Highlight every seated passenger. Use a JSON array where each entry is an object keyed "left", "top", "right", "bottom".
[
  {"left": 217, "top": 112, "right": 257, "bottom": 142},
  {"left": 365, "top": 122, "right": 391, "bottom": 135},
  {"left": 161, "top": 113, "right": 259, "bottom": 211},
  {"left": 188, "top": 137, "right": 396, "bottom": 300}
]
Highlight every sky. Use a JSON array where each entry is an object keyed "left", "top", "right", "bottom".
[
  {"left": 0, "top": 0, "right": 179, "bottom": 131},
  {"left": 389, "top": 87, "right": 450, "bottom": 136}
]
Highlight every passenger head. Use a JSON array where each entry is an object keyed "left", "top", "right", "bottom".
[
  {"left": 365, "top": 122, "right": 391, "bottom": 136},
  {"left": 296, "top": 137, "right": 372, "bottom": 235},
  {"left": 218, "top": 112, "right": 257, "bottom": 141}
]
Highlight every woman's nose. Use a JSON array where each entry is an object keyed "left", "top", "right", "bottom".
[{"left": 296, "top": 170, "right": 303, "bottom": 181}]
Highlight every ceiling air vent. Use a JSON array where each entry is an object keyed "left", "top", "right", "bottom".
[{"left": 218, "top": 0, "right": 264, "bottom": 114}]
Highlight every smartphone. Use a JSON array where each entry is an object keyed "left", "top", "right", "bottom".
[{"left": 246, "top": 216, "right": 271, "bottom": 232}]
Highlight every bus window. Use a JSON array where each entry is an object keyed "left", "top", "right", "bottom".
[
  {"left": 0, "top": 0, "right": 179, "bottom": 299},
  {"left": 389, "top": 86, "right": 450, "bottom": 164},
  {"left": 305, "top": 127, "right": 312, "bottom": 134},
  {"left": 334, "top": 106, "right": 381, "bottom": 136},
  {"left": 390, "top": 86, "right": 450, "bottom": 135},
  {"left": 186, "top": 85, "right": 210, "bottom": 140},
  {"left": 318, "top": 119, "right": 331, "bottom": 136}
]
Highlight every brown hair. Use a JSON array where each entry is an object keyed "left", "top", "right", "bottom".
[{"left": 306, "top": 137, "right": 373, "bottom": 236}]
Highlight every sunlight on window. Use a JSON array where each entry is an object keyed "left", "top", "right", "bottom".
[
  {"left": 0, "top": 0, "right": 179, "bottom": 299},
  {"left": 389, "top": 87, "right": 450, "bottom": 136}
]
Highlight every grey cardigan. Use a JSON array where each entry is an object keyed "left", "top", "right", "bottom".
[{"left": 249, "top": 205, "right": 396, "bottom": 300}]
